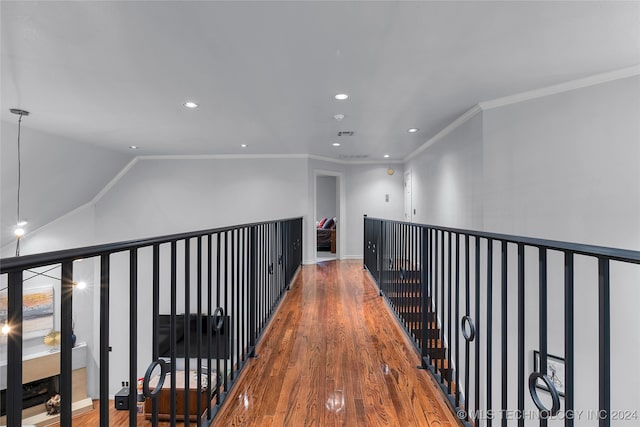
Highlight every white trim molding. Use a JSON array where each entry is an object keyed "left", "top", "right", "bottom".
[
  {"left": 139, "top": 153, "right": 402, "bottom": 165},
  {"left": 139, "top": 153, "right": 310, "bottom": 161},
  {"left": 308, "top": 154, "right": 404, "bottom": 165},
  {"left": 91, "top": 157, "right": 139, "bottom": 204},
  {"left": 404, "top": 105, "right": 482, "bottom": 162},
  {"left": 405, "top": 64, "right": 640, "bottom": 162},
  {"left": 480, "top": 64, "right": 640, "bottom": 111}
]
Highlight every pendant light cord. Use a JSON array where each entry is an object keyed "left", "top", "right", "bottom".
[{"left": 15, "top": 113, "right": 23, "bottom": 257}]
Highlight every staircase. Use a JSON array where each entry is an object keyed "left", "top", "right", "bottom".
[{"left": 379, "top": 262, "right": 455, "bottom": 391}]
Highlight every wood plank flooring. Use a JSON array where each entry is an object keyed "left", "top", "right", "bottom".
[{"left": 53, "top": 260, "right": 459, "bottom": 426}]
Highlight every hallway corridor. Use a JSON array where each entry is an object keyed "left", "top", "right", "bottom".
[{"left": 213, "top": 260, "right": 459, "bottom": 426}]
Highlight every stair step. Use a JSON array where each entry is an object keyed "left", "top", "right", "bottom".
[
  {"left": 424, "top": 358, "right": 454, "bottom": 382},
  {"left": 423, "top": 339, "right": 447, "bottom": 360},
  {"left": 404, "top": 314, "right": 437, "bottom": 323},
  {"left": 410, "top": 322, "right": 448, "bottom": 331},
  {"left": 399, "top": 311, "right": 437, "bottom": 322},
  {"left": 410, "top": 326, "right": 440, "bottom": 339}
]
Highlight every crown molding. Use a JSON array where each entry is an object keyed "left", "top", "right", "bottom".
[
  {"left": 479, "top": 64, "right": 640, "bottom": 111},
  {"left": 308, "top": 154, "right": 350, "bottom": 164},
  {"left": 405, "top": 64, "right": 640, "bottom": 162},
  {"left": 91, "top": 157, "right": 139, "bottom": 204},
  {"left": 138, "top": 153, "right": 310, "bottom": 161},
  {"left": 308, "top": 154, "right": 403, "bottom": 165},
  {"left": 404, "top": 105, "right": 482, "bottom": 162},
  {"left": 0, "top": 157, "right": 141, "bottom": 252},
  {"left": 137, "top": 153, "right": 401, "bottom": 165}
]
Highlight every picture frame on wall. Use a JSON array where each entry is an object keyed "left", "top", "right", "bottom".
[
  {"left": 0, "top": 285, "right": 55, "bottom": 344},
  {"left": 533, "top": 350, "right": 565, "bottom": 397}
]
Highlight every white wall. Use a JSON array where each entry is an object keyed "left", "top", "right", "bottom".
[
  {"left": 407, "top": 74, "right": 640, "bottom": 426},
  {"left": 407, "top": 112, "right": 484, "bottom": 230},
  {"left": 345, "top": 164, "right": 405, "bottom": 258},
  {"left": 482, "top": 75, "right": 640, "bottom": 249},
  {"left": 4, "top": 153, "right": 407, "bottom": 263},
  {"left": 94, "top": 157, "right": 309, "bottom": 243}
]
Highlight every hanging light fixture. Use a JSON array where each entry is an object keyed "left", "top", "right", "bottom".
[{"left": 10, "top": 108, "right": 29, "bottom": 256}]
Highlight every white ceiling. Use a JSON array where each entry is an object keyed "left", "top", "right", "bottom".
[{"left": 2, "top": 1, "right": 639, "bottom": 162}]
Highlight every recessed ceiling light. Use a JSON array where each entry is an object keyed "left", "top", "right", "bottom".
[
  {"left": 183, "top": 101, "right": 199, "bottom": 109},
  {"left": 334, "top": 93, "right": 349, "bottom": 100},
  {"left": 332, "top": 142, "right": 341, "bottom": 147},
  {"left": 241, "top": 144, "right": 248, "bottom": 148},
  {"left": 383, "top": 154, "right": 390, "bottom": 158},
  {"left": 333, "top": 114, "right": 345, "bottom": 121},
  {"left": 407, "top": 128, "right": 419, "bottom": 133},
  {"left": 129, "top": 145, "right": 139, "bottom": 149}
]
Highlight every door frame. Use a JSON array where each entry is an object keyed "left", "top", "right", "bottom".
[
  {"left": 313, "top": 170, "right": 345, "bottom": 262},
  {"left": 404, "top": 169, "right": 413, "bottom": 222}
]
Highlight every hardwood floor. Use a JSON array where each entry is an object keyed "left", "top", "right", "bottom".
[
  {"left": 56, "top": 260, "right": 460, "bottom": 426},
  {"left": 213, "top": 260, "right": 459, "bottom": 426}
]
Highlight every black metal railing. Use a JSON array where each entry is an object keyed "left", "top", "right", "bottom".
[
  {"left": 0, "top": 217, "right": 302, "bottom": 426},
  {"left": 364, "top": 216, "right": 640, "bottom": 427}
]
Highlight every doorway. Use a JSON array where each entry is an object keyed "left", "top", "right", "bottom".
[
  {"left": 404, "top": 169, "right": 412, "bottom": 222},
  {"left": 314, "top": 172, "right": 342, "bottom": 262}
]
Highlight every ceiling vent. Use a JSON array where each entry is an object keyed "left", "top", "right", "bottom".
[{"left": 337, "top": 131, "right": 355, "bottom": 137}]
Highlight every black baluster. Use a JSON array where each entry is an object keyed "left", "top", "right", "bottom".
[
  {"left": 6, "top": 270, "right": 24, "bottom": 427},
  {"left": 598, "top": 258, "right": 610, "bottom": 427},
  {"left": 128, "top": 251, "right": 137, "bottom": 427},
  {"left": 501, "top": 241, "right": 508, "bottom": 427},
  {"left": 517, "top": 243, "right": 525, "bottom": 427},
  {"left": 564, "top": 252, "right": 574, "bottom": 427},
  {"left": 100, "top": 255, "right": 110, "bottom": 427}
]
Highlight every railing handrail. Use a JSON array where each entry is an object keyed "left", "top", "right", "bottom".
[
  {"left": 364, "top": 216, "right": 640, "bottom": 264},
  {"left": 363, "top": 216, "right": 636, "bottom": 426},
  {"left": 2, "top": 217, "right": 303, "bottom": 426},
  {"left": 0, "top": 216, "right": 304, "bottom": 272}
]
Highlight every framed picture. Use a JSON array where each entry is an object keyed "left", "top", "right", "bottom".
[
  {"left": 0, "top": 285, "right": 55, "bottom": 343},
  {"left": 533, "top": 351, "right": 565, "bottom": 397}
]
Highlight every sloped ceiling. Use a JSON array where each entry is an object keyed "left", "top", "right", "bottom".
[
  {"left": 1, "top": 1, "right": 639, "bottom": 248},
  {"left": 0, "top": 123, "right": 131, "bottom": 248}
]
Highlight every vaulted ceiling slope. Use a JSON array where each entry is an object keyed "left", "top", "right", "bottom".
[
  {"left": 0, "top": 123, "right": 132, "bottom": 248},
  {"left": 2, "top": 1, "right": 639, "bottom": 163}
]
